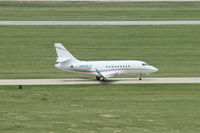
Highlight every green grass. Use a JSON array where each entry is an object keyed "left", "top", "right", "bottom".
[
  {"left": 0, "top": 2, "right": 199, "bottom": 133},
  {"left": 0, "top": 2, "right": 200, "bottom": 20},
  {"left": 0, "top": 25, "right": 199, "bottom": 79},
  {"left": 0, "top": 2, "right": 199, "bottom": 79},
  {"left": 0, "top": 84, "right": 199, "bottom": 133}
]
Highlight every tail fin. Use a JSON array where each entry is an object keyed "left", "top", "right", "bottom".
[{"left": 54, "top": 43, "right": 79, "bottom": 63}]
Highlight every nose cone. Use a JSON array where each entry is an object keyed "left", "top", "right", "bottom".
[
  {"left": 55, "top": 63, "right": 61, "bottom": 69},
  {"left": 152, "top": 66, "right": 159, "bottom": 72}
]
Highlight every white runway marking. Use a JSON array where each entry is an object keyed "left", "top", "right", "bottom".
[
  {"left": 1, "top": 21, "right": 200, "bottom": 25},
  {"left": 0, "top": 78, "right": 199, "bottom": 85}
]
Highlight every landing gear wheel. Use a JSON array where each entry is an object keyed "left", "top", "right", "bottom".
[
  {"left": 102, "top": 78, "right": 107, "bottom": 82},
  {"left": 96, "top": 76, "right": 100, "bottom": 80},
  {"left": 139, "top": 74, "right": 142, "bottom": 80}
]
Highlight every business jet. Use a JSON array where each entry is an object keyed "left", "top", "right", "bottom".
[{"left": 54, "top": 43, "right": 158, "bottom": 81}]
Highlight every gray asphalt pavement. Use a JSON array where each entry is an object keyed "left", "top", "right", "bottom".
[
  {"left": 0, "top": 78, "right": 199, "bottom": 85},
  {"left": 2, "top": 0, "right": 200, "bottom": 2},
  {"left": 1, "top": 21, "right": 200, "bottom": 25}
]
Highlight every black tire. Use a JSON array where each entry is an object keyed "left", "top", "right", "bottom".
[
  {"left": 139, "top": 74, "right": 142, "bottom": 80},
  {"left": 102, "top": 78, "right": 107, "bottom": 82},
  {"left": 96, "top": 76, "right": 100, "bottom": 80}
]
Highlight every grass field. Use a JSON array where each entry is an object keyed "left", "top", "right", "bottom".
[
  {"left": 0, "top": 2, "right": 199, "bottom": 79},
  {"left": 0, "top": 2, "right": 200, "bottom": 20},
  {"left": 0, "top": 2, "right": 199, "bottom": 133},
  {"left": 0, "top": 25, "right": 199, "bottom": 79},
  {"left": 0, "top": 84, "right": 199, "bottom": 133}
]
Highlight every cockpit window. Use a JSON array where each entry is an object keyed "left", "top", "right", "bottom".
[{"left": 142, "top": 63, "right": 148, "bottom": 66}]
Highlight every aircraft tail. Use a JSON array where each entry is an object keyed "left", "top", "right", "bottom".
[{"left": 54, "top": 43, "right": 79, "bottom": 63}]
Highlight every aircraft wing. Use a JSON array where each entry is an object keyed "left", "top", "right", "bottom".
[{"left": 96, "top": 69, "right": 118, "bottom": 79}]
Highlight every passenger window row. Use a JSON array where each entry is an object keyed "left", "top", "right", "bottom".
[{"left": 106, "top": 65, "right": 130, "bottom": 68}]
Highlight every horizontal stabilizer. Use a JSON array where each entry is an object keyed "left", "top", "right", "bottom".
[{"left": 56, "top": 57, "right": 70, "bottom": 63}]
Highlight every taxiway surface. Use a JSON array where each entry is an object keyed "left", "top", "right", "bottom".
[
  {"left": 3, "top": 0, "right": 200, "bottom": 1},
  {"left": 1, "top": 21, "right": 200, "bottom": 25},
  {"left": 0, "top": 78, "right": 199, "bottom": 85}
]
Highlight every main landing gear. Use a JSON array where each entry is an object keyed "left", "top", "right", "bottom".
[
  {"left": 96, "top": 76, "right": 101, "bottom": 80},
  {"left": 96, "top": 76, "right": 107, "bottom": 82}
]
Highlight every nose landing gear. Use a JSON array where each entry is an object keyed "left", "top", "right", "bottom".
[{"left": 139, "top": 74, "right": 142, "bottom": 80}]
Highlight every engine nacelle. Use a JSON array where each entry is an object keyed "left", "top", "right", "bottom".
[{"left": 70, "top": 62, "right": 92, "bottom": 70}]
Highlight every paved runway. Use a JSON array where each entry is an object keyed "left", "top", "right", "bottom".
[
  {"left": 0, "top": 78, "right": 199, "bottom": 85},
  {"left": 3, "top": 0, "right": 200, "bottom": 1},
  {"left": 1, "top": 21, "right": 200, "bottom": 25}
]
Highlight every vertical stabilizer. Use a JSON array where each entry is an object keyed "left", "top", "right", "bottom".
[{"left": 54, "top": 43, "right": 79, "bottom": 63}]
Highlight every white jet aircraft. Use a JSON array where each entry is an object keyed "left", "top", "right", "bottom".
[{"left": 54, "top": 43, "right": 158, "bottom": 81}]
